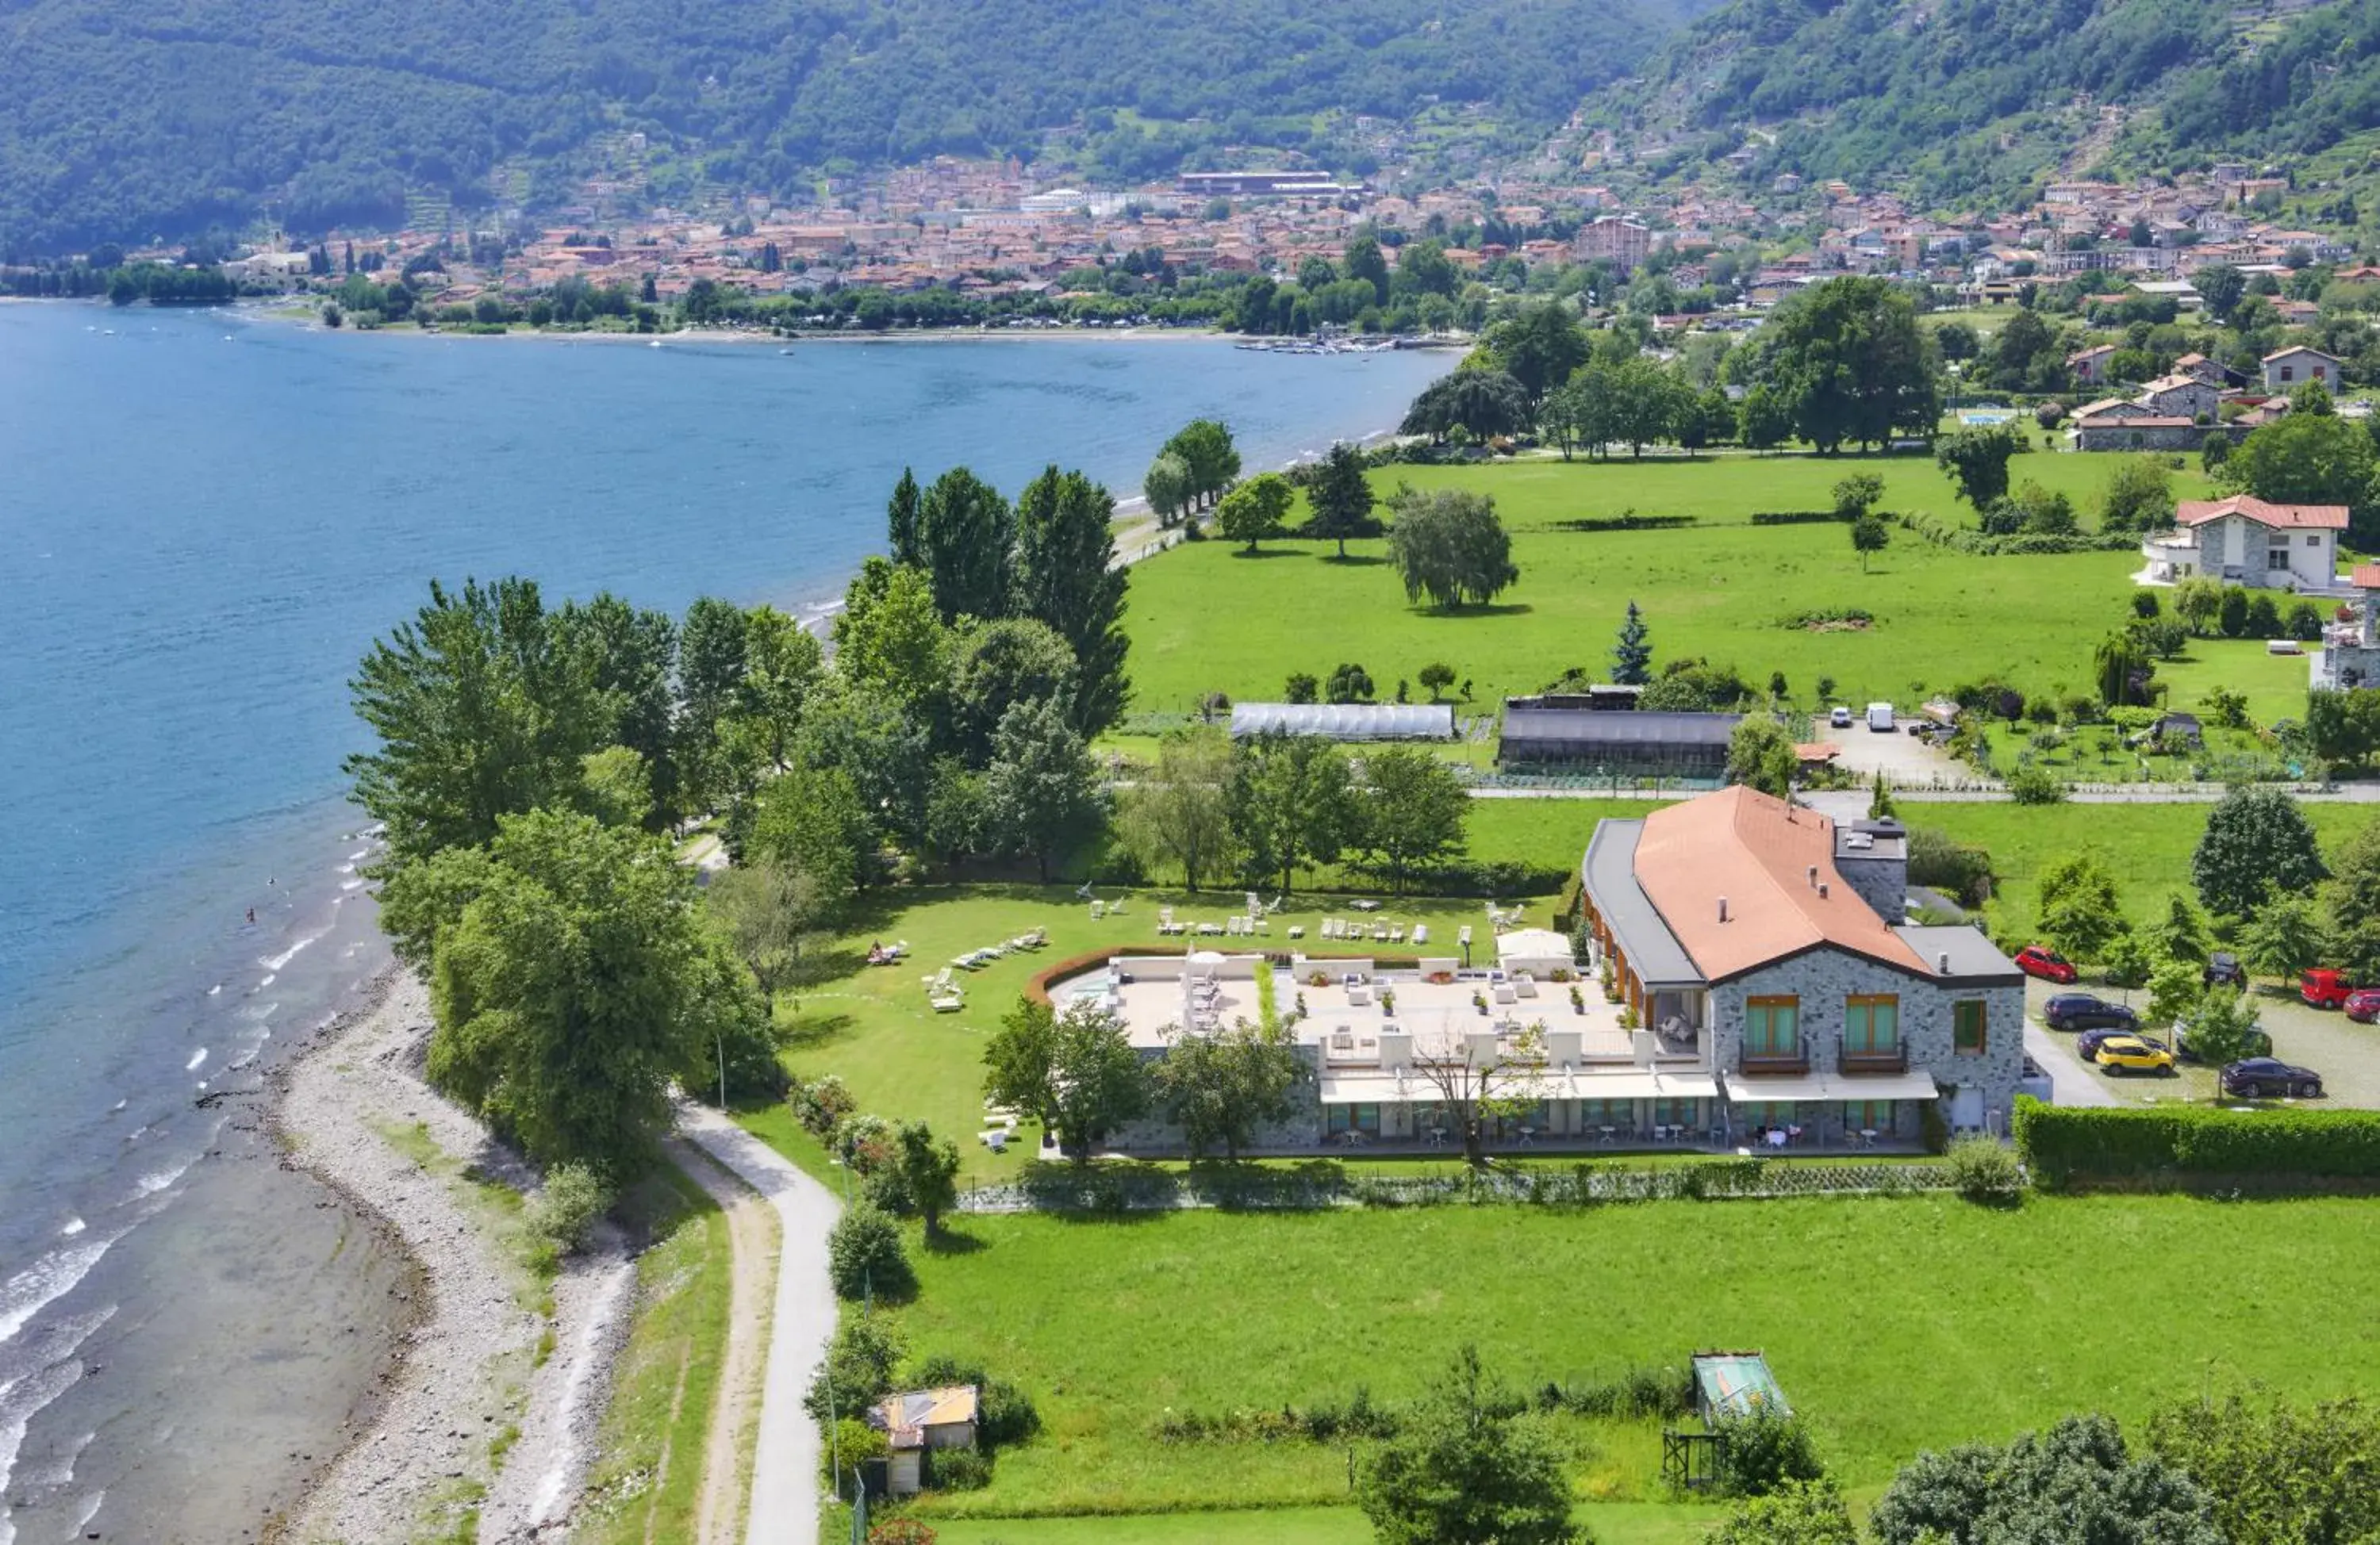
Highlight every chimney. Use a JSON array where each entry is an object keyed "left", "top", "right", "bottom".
[
  {"left": 1818, "top": 882, "right": 1830, "bottom": 899},
  {"left": 1938, "top": 951, "right": 1952, "bottom": 975},
  {"left": 1718, "top": 896, "right": 1730, "bottom": 923},
  {"left": 1806, "top": 865, "right": 1819, "bottom": 888}
]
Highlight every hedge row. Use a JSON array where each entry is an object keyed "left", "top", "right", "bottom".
[
  {"left": 2014, "top": 1095, "right": 2380, "bottom": 1190},
  {"left": 1749, "top": 508, "right": 1854, "bottom": 526},
  {"left": 1552, "top": 513, "right": 1697, "bottom": 532}
]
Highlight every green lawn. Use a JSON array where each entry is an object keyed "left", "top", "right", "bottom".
[
  {"left": 1128, "top": 457, "right": 2213, "bottom": 721},
  {"left": 865, "top": 1193, "right": 2380, "bottom": 1524},
  {"left": 925, "top": 1501, "right": 1721, "bottom": 1544}
]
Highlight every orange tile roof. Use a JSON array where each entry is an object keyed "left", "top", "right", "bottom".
[
  {"left": 2174, "top": 495, "right": 2349, "bottom": 531},
  {"left": 1632, "top": 787, "right": 1925, "bottom": 983},
  {"left": 2353, "top": 563, "right": 2380, "bottom": 591}
]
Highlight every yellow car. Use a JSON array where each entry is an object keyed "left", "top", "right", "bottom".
[{"left": 2094, "top": 1035, "right": 2178, "bottom": 1075}]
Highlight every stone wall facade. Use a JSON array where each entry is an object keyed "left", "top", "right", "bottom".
[{"left": 1711, "top": 949, "right": 2025, "bottom": 1143}]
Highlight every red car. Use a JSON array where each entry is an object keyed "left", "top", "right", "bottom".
[
  {"left": 2014, "top": 945, "right": 2078, "bottom": 984},
  {"left": 2302, "top": 969, "right": 2359, "bottom": 1010},
  {"left": 2347, "top": 989, "right": 2380, "bottom": 1023}
]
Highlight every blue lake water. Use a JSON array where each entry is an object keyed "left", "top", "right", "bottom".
[{"left": 0, "top": 301, "right": 1450, "bottom": 1541}]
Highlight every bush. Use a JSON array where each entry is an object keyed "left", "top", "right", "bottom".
[
  {"left": 1748, "top": 509, "right": 1853, "bottom": 526},
  {"left": 1715, "top": 1408, "right": 1825, "bottom": 1497},
  {"left": 527, "top": 1162, "right": 611, "bottom": 1257},
  {"left": 828, "top": 1417, "right": 889, "bottom": 1476},
  {"left": 911, "top": 1355, "right": 1042, "bottom": 1448},
  {"left": 1944, "top": 1134, "right": 2022, "bottom": 1201},
  {"left": 807, "top": 1317, "right": 905, "bottom": 1424},
  {"left": 868, "top": 1520, "right": 938, "bottom": 1545},
  {"left": 789, "top": 1073, "right": 855, "bottom": 1137},
  {"left": 2014, "top": 1096, "right": 2380, "bottom": 1190},
  {"left": 927, "top": 1446, "right": 992, "bottom": 1490},
  {"left": 827, "top": 1203, "right": 915, "bottom": 1299},
  {"left": 1906, "top": 826, "right": 1997, "bottom": 908},
  {"left": 2006, "top": 762, "right": 2068, "bottom": 805}
]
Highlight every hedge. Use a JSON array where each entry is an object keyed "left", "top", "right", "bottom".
[
  {"left": 1552, "top": 513, "right": 1696, "bottom": 532},
  {"left": 2013, "top": 1095, "right": 2380, "bottom": 1190},
  {"left": 1749, "top": 508, "right": 1854, "bottom": 526}
]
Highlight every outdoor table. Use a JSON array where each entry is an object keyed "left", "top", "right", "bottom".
[
  {"left": 1597, "top": 1125, "right": 1616, "bottom": 1145},
  {"left": 1859, "top": 1129, "right": 1879, "bottom": 1148},
  {"left": 1766, "top": 1129, "right": 1788, "bottom": 1150}
]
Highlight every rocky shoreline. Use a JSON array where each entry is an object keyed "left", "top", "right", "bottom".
[{"left": 269, "top": 968, "right": 633, "bottom": 1543}]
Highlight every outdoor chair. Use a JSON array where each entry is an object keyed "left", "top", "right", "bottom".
[
  {"left": 1287, "top": 926, "right": 1305, "bottom": 940},
  {"left": 1089, "top": 900, "right": 1106, "bottom": 919},
  {"left": 1411, "top": 924, "right": 1428, "bottom": 945}
]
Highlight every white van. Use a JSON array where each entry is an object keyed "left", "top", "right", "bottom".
[{"left": 1866, "top": 702, "right": 1894, "bottom": 733}]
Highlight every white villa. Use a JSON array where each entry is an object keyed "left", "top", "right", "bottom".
[{"left": 2140, "top": 494, "right": 2348, "bottom": 592}]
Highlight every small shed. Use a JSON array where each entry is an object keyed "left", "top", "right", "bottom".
[
  {"left": 873, "top": 1384, "right": 981, "bottom": 1496},
  {"left": 2152, "top": 711, "right": 2203, "bottom": 746},
  {"left": 1230, "top": 703, "right": 1456, "bottom": 741}
]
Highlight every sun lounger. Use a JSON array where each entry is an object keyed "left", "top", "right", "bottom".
[
  {"left": 1090, "top": 899, "right": 1106, "bottom": 919},
  {"left": 1411, "top": 924, "right": 1429, "bottom": 945},
  {"left": 1288, "top": 925, "right": 1305, "bottom": 939},
  {"left": 979, "top": 1129, "right": 1008, "bottom": 1152}
]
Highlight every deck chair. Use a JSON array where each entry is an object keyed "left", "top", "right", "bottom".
[
  {"left": 1090, "top": 899, "right": 1106, "bottom": 919},
  {"left": 1411, "top": 924, "right": 1429, "bottom": 945}
]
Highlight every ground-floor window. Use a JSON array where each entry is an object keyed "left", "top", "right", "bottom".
[
  {"left": 1741, "top": 1101, "right": 1802, "bottom": 1132},
  {"left": 1841, "top": 1101, "right": 1897, "bottom": 1136},
  {"left": 1326, "top": 1103, "right": 1380, "bottom": 1137},
  {"left": 1653, "top": 1098, "right": 1703, "bottom": 1132},
  {"left": 1578, "top": 1097, "right": 1633, "bottom": 1131}
]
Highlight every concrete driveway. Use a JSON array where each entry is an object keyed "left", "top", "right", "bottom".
[
  {"left": 2022, "top": 980, "right": 2380, "bottom": 1110},
  {"left": 2024, "top": 1018, "right": 2120, "bottom": 1107}
]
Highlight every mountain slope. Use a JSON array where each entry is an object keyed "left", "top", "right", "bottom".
[
  {"left": 0, "top": 0, "right": 1710, "bottom": 252},
  {"left": 1589, "top": 0, "right": 2380, "bottom": 207}
]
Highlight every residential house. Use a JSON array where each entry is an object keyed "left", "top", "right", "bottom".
[
  {"left": 2067, "top": 344, "right": 2117, "bottom": 385},
  {"left": 2313, "top": 565, "right": 2380, "bottom": 689},
  {"left": 2264, "top": 347, "right": 2343, "bottom": 393},
  {"left": 1582, "top": 788, "right": 2024, "bottom": 1142},
  {"left": 2140, "top": 494, "right": 2347, "bottom": 592},
  {"left": 1576, "top": 216, "right": 1652, "bottom": 273},
  {"left": 873, "top": 1386, "right": 980, "bottom": 1496},
  {"left": 2171, "top": 351, "right": 2228, "bottom": 388},
  {"left": 2134, "top": 373, "right": 2220, "bottom": 422}
]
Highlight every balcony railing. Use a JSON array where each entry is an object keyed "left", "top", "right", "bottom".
[
  {"left": 1839, "top": 1044, "right": 1910, "bottom": 1075},
  {"left": 1738, "top": 1051, "right": 1810, "bottom": 1076}
]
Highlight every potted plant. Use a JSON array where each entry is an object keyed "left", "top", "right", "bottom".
[
  {"left": 1599, "top": 958, "right": 1620, "bottom": 1003},
  {"left": 1569, "top": 984, "right": 1586, "bottom": 1014},
  {"left": 1617, "top": 1006, "right": 1641, "bottom": 1031},
  {"left": 1380, "top": 987, "right": 1396, "bottom": 1016},
  {"left": 1472, "top": 990, "right": 1488, "bottom": 1015}
]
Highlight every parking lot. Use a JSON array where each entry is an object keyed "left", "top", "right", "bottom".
[
  {"left": 2025, "top": 979, "right": 2380, "bottom": 1109},
  {"left": 1810, "top": 712, "right": 1965, "bottom": 784}
]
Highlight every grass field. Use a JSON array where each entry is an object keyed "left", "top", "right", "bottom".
[
  {"left": 863, "top": 1192, "right": 2380, "bottom": 1527},
  {"left": 1127, "top": 455, "right": 2214, "bottom": 721},
  {"left": 577, "top": 1163, "right": 735, "bottom": 1545},
  {"left": 927, "top": 1501, "right": 1720, "bottom": 1544}
]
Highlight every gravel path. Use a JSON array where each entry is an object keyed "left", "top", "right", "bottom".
[
  {"left": 663, "top": 1133, "right": 778, "bottom": 1545},
  {"left": 675, "top": 1107, "right": 840, "bottom": 1545},
  {"left": 274, "top": 970, "right": 630, "bottom": 1543}
]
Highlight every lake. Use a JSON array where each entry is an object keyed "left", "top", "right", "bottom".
[{"left": 0, "top": 301, "right": 1451, "bottom": 1543}]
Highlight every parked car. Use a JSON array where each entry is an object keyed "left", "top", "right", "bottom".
[
  {"left": 2219, "top": 1057, "right": 2324, "bottom": 1098},
  {"left": 2175, "top": 1022, "right": 2273, "bottom": 1062},
  {"left": 2203, "top": 952, "right": 2245, "bottom": 988},
  {"left": 2094, "top": 1035, "right": 2178, "bottom": 1075},
  {"left": 2044, "top": 994, "right": 2137, "bottom": 1032},
  {"left": 2302, "top": 968, "right": 2359, "bottom": 1009},
  {"left": 1866, "top": 701, "right": 1894, "bottom": 732},
  {"left": 2078, "top": 1026, "right": 2167, "bottom": 1063},
  {"left": 2346, "top": 989, "right": 2380, "bottom": 1023},
  {"left": 2015, "top": 945, "right": 2079, "bottom": 984},
  {"left": 1829, "top": 705, "right": 1852, "bottom": 728}
]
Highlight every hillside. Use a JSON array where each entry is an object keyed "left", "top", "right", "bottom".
[
  {"left": 1587, "top": 0, "right": 2380, "bottom": 208},
  {"left": 0, "top": 0, "right": 1709, "bottom": 253}
]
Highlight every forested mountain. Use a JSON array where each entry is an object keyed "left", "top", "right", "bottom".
[
  {"left": 1592, "top": 0, "right": 2380, "bottom": 207},
  {"left": 0, "top": 0, "right": 1708, "bottom": 253}
]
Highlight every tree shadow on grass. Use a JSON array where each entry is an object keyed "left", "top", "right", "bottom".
[
  {"left": 1423, "top": 602, "right": 1534, "bottom": 619},
  {"left": 1319, "top": 553, "right": 1390, "bottom": 566},
  {"left": 921, "top": 1225, "right": 990, "bottom": 1256},
  {"left": 1229, "top": 547, "right": 1303, "bottom": 559},
  {"left": 778, "top": 1011, "right": 855, "bottom": 1052}
]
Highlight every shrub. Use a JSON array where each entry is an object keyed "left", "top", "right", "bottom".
[
  {"left": 828, "top": 1417, "right": 888, "bottom": 1476},
  {"left": 789, "top": 1073, "right": 855, "bottom": 1137},
  {"left": 910, "top": 1355, "right": 1042, "bottom": 1448},
  {"left": 527, "top": 1162, "right": 612, "bottom": 1257},
  {"left": 827, "top": 1203, "right": 915, "bottom": 1299},
  {"left": 1715, "top": 1408, "right": 1825, "bottom": 1497},
  {"left": 927, "top": 1446, "right": 992, "bottom": 1490},
  {"left": 2006, "top": 762, "right": 2068, "bottom": 805},
  {"left": 2014, "top": 1096, "right": 2380, "bottom": 1190},
  {"left": 868, "top": 1520, "right": 938, "bottom": 1545},
  {"left": 1944, "top": 1134, "right": 2023, "bottom": 1201},
  {"left": 806, "top": 1317, "right": 905, "bottom": 1424},
  {"left": 1906, "top": 826, "right": 1996, "bottom": 909}
]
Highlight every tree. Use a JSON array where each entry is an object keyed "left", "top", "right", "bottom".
[
  {"left": 1738, "top": 385, "right": 1795, "bottom": 453},
  {"left": 1115, "top": 726, "right": 1237, "bottom": 890},
  {"left": 2152, "top": 890, "right": 2211, "bottom": 964},
  {"left": 1727, "top": 717, "right": 1798, "bottom": 798},
  {"left": 1385, "top": 486, "right": 1520, "bottom": 610},
  {"left": 1489, "top": 302, "right": 1590, "bottom": 410},
  {"left": 1356, "top": 746, "right": 1468, "bottom": 894},
  {"left": 1228, "top": 733, "right": 1354, "bottom": 895},
  {"left": 946, "top": 617, "right": 1079, "bottom": 766},
  {"left": 1162, "top": 418, "right": 1242, "bottom": 509},
  {"left": 1214, "top": 472, "right": 1295, "bottom": 553},
  {"left": 1418, "top": 662, "right": 1457, "bottom": 701},
  {"left": 1154, "top": 1018, "right": 1303, "bottom": 1160},
  {"left": 2094, "top": 631, "right": 2150, "bottom": 708},
  {"left": 1143, "top": 450, "right": 1195, "bottom": 527},
  {"left": 2039, "top": 852, "right": 2123, "bottom": 963},
  {"left": 2181, "top": 985, "right": 2262, "bottom": 1075},
  {"left": 1600, "top": 355, "right": 1690, "bottom": 458},
  {"left": 2225, "top": 404, "right": 2380, "bottom": 541},
  {"left": 557, "top": 592, "right": 679, "bottom": 822},
  {"left": 2325, "top": 817, "right": 2380, "bottom": 982},
  {"left": 732, "top": 606, "right": 824, "bottom": 770},
  {"left": 680, "top": 595, "right": 752, "bottom": 760},
  {"left": 2173, "top": 577, "right": 2224, "bottom": 636},
  {"left": 1934, "top": 425, "right": 2021, "bottom": 508},
  {"left": 1405, "top": 370, "right": 1530, "bottom": 442},
  {"left": 889, "top": 1121, "right": 961, "bottom": 1236},
  {"left": 1284, "top": 672, "right": 1319, "bottom": 703},
  {"left": 1831, "top": 473, "right": 1884, "bottom": 520},
  {"left": 2191, "top": 787, "right": 2328, "bottom": 919},
  {"left": 2147, "top": 1392, "right": 2380, "bottom": 1545},
  {"left": 2102, "top": 930, "right": 2153, "bottom": 992},
  {"left": 827, "top": 1202, "right": 912, "bottom": 1300},
  {"left": 1342, "top": 231, "right": 1391, "bottom": 306},
  {"left": 1326, "top": 661, "right": 1376, "bottom": 703},
  {"left": 1012, "top": 465, "right": 1130, "bottom": 737},
  {"left": 747, "top": 762, "right": 869, "bottom": 907},
  {"left": 834, "top": 559, "right": 955, "bottom": 711},
  {"left": 1706, "top": 1480, "right": 1856, "bottom": 1545},
  {"left": 1357, "top": 1346, "right": 1575, "bottom": 1545},
  {"left": 979, "top": 698, "right": 1101, "bottom": 881},
  {"left": 2240, "top": 891, "right": 2327, "bottom": 982},
  {"left": 2100, "top": 457, "right": 2175, "bottom": 533},
  {"left": 916, "top": 467, "right": 1016, "bottom": 623},
  {"left": 2195, "top": 263, "right": 2247, "bottom": 323},
  {"left": 348, "top": 577, "right": 604, "bottom": 870},
  {"left": 1745, "top": 276, "right": 1940, "bottom": 454},
  {"left": 1868, "top": 1414, "right": 2220, "bottom": 1545},
  {"left": 1007, "top": 1002, "right": 1150, "bottom": 1162},
  {"left": 804, "top": 1317, "right": 904, "bottom": 1427},
  {"left": 886, "top": 467, "right": 923, "bottom": 567},
  {"left": 1850, "top": 512, "right": 1890, "bottom": 572},
  {"left": 389, "top": 808, "right": 769, "bottom": 1177},
  {"left": 1303, "top": 443, "right": 1379, "bottom": 558},
  {"left": 1610, "top": 600, "right": 1652, "bottom": 685},
  {"left": 706, "top": 857, "right": 827, "bottom": 1003},
  {"left": 579, "top": 745, "right": 654, "bottom": 828}
]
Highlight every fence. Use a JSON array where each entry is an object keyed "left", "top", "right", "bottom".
[{"left": 955, "top": 1160, "right": 1956, "bottom": 1214}]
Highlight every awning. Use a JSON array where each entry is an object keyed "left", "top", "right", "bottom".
[
  {"left": 1721, "top": 1070, "right": 1942, "bottom": 1102},
  {"left": 1653, "top": 1070, "right": 1721, "bottom": 1100},
  {"left": 1318, "top": 1071, "right": 1414, "bottom": 1104}
]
